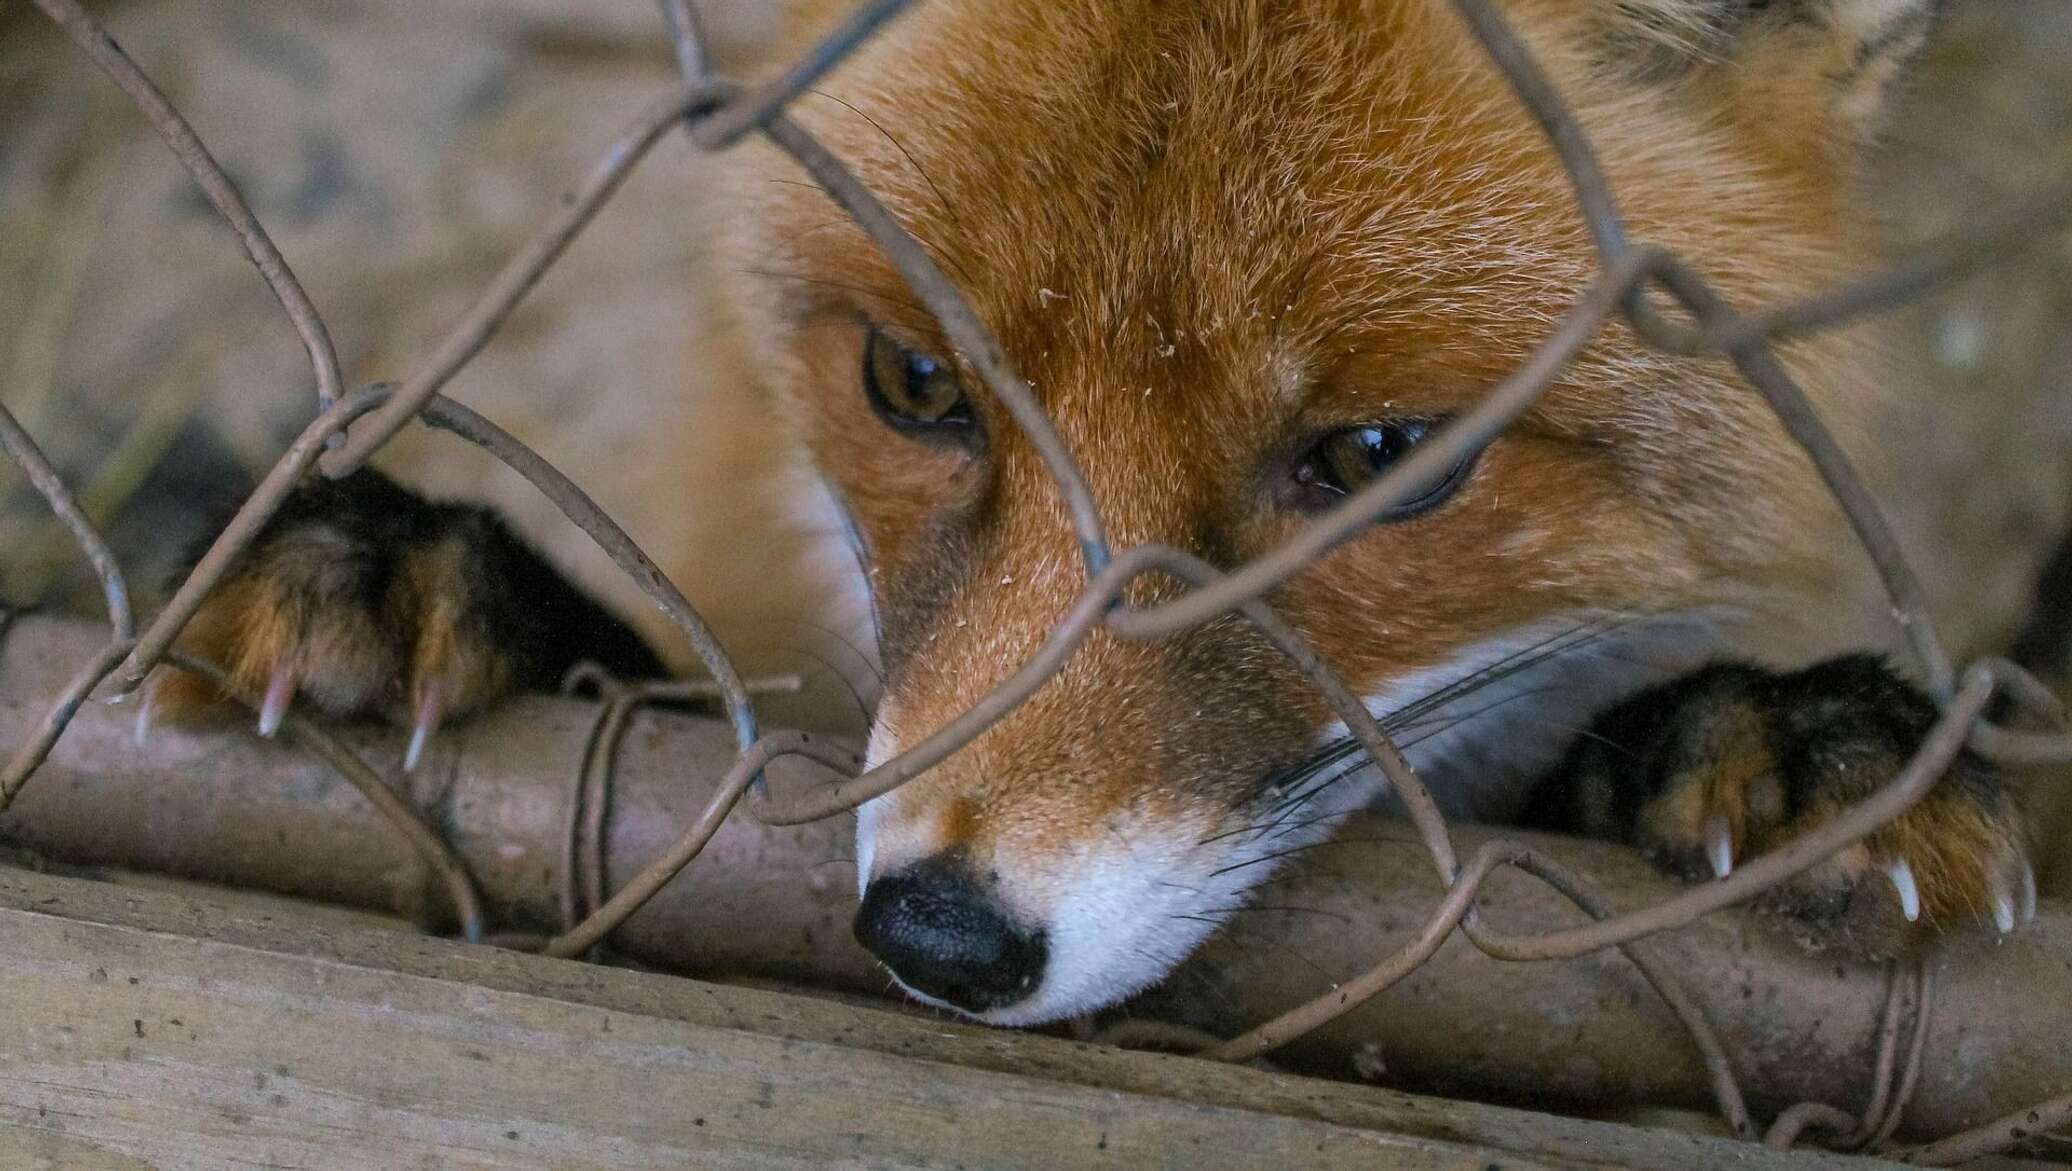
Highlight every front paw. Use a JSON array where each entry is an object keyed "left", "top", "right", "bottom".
[
  {"left": 1541, "top": 656, "right": 2033, "bottom": 959},
  {"left": 147, "top": 469, "right": 534, "bottom": 766}
]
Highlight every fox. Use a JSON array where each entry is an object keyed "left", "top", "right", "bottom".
[{"left": 149, "top": 0, "right": 2068, "bottom": 1028}]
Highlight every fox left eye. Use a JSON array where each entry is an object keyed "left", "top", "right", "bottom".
[
  {"left": 1290, "top": 419, "right": 1473, "bottom": 518},
  {"left": 863, "top": 326, "right": 973, "bottom": 437}
]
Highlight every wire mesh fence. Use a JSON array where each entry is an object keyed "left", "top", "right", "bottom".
[{"left": 6, "top": 0, "right": 2072, "bottom": 1159}]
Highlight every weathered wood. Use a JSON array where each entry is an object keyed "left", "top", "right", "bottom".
[
  {"left": 0, "top": 866, "right": 1881, "bottom": 1170},
  {"left": 5, "top": 614, "right": 2069, "bottom": 1141}
]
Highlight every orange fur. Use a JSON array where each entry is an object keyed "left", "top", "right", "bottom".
[
  {"left": 724, "top": 1, "right": 1925, "bottom": 864},
  {"left": 682, "top": 0, "right": 2072, "bottom": 1018},
  {"left": 114, "top": 0, "right": 2044, "bottom": 1020},
  {"left": 147, "top": 0, "right": 2059, "bottom": 1022}
]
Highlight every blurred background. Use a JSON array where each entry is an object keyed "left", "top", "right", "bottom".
[{"left": 1, "top": 0, "right": 884, "bottom": 736}]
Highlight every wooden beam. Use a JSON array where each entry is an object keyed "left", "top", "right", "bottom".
[
  {"left": 8, "top": 615, "right": 2063, "bottom": 1138},
  {"left": 0, "top": 867, "right": 1877, "bottom": 1169}
]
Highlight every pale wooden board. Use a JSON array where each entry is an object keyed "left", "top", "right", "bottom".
[{"left": 0, "top": 867, "right": 1884, "bottom": 1170}]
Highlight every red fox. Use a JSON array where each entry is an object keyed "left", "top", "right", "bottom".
[{"left": 154, "top": 0, "right": 2065, "bottom": 1026}]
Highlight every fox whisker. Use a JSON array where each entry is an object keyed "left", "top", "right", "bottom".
[
  {"left": 1209, "top": 608, "right": 1705, "bottom": 851},
  {"left": 805, "top": 89, "right": 979, "bottom": 288}
]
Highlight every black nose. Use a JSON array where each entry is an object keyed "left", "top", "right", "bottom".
[{"left": 854, "top": 857, "right": 1047, "bottom": 1013}]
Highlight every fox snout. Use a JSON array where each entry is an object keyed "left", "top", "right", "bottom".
[
  {"left": 853, "top": 856, "right": 1048, "bottom": 1014},
  {"left": 846, "top": 570, "right": 1343, "bottom": 1024},
  {"left": 851, "top": 769, "right": 1304, "bottom": 1026}
]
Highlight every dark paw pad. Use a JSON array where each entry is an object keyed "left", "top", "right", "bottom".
[
  {"left": 1535, "top": 656, "right": 2032, "bottom": 959},
  {"left": 147, "top": 469, "right": 658, "bottom": 766}
]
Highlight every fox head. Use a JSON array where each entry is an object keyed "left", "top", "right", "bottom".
[{"left": 720, "top": 0, "right": 1942, "bottom": 1023}]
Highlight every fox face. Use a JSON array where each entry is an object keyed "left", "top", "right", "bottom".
[{"left": 723, "top": 0, "right": 1945, "bottom": 1023}]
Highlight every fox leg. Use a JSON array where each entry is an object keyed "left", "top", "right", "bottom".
[
  {"left": 149, "top": 469, "right": 664, "bottom": 765},
  {"left": 1524, "top": 656, "right": 2033, "bottom": 958}
]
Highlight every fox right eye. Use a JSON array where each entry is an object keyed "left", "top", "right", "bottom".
[
  {"left": 863, "top": 327, "right": 975, "bottom": 438},
  {"left": 1287, "top": 418, "right": 1476, "bottom": 520}
]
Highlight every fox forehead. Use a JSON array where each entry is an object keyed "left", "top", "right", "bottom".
[
  {"left": 721, "top": 0, "right": 1899, "bottom": 700},
  {"left": 731, "top": 0, "right": 1873, "bottom": 640},
  {"left": 755, "top": 0, "right": 1858, "bottom": 428},
  {"left": 783, "top": 2, "right": 1580, "bottom": 387}
]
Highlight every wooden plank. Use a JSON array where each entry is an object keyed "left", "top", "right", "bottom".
[
  {"left": 0, "top": 867, "right": 1879, "bottom": 1169},
  {"left": 12, "top": 614, "right": 2063, "bottom": 1136}
]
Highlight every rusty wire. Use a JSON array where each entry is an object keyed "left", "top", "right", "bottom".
[
  {"left": 161, "top": 650, "right": 486, "bottom": 943},
  {"left": 555, "top": 666, "right": 804, "bottom": 943},
  {"left": 6, "top": 0, "right": 2072, "bottom": 1159},
  {"left": 28, "top": 0, "right": 343, "bottom": 413},
  {"left": 0, "top": 403, "right": 129, "bottom": 641},
  {"left": 1902, "top": 1090, "right": 2072, "bottom": 1165},
  {"left": 1765, "top": 961, "right": 1937, "bottom": 1152}
]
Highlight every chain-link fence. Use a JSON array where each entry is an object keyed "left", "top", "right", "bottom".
[{"left": 6, "top": 0, "right": 2072, "bottom": 1159}]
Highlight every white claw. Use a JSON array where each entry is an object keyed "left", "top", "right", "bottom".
[
  {"left": 404, "top": 681, "right": 444, "bottom": 773},
  {"left": 1989, "top": 868, "right": 2017, "bottom": 935},
  {"left": 257, "top": 664, "right": 296, "bottom": 739},
  {"left": 403, "top": 721, "right": 430, "bottom": 773},
  {"left": 2020, "top": 861, "right": 2038, "bottom": 925},
  {"left": 1885, "top": 858, "right": 1920, "bottom": 923},
  {"left": 1703, "top": 815, "right": 1733, "bottom": 880},
  {"left": 132, "top": 689, "right": 154, "bottom": 749}
]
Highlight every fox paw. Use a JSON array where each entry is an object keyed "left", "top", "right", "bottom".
[
  {"left": 147, "top": 469, "right": 658, "bottom": 767},
  {"left": 1536, "top": 656, "right": 2032, "bottom": 959}
]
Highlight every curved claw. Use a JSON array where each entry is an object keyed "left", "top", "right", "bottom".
[
  {"left": 404, "top": 680, "right": 445, "bottom": 773},
  {"left": 1702, "top": 815, "right": 1734, "bottom": 880},
  {"left": 1989, "top": 869, "right": 2018, "bottom": 935},
  {"left": 257, "top": 663, "right": 296, "bottom": 739},
  {"left": 1885, "top": 857, "right": 1920, "bottom": 923},
  {"left": 132, "top": 688, "right": 154, "bottom": 749},
  {"left": 2020, "top": 860, "right": 2039, "bottom": 925}
]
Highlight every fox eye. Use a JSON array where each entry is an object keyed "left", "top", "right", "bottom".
[
  {"left": 1290, "top": 419, "right": 1473, "bottom": 518},
  {"left": 863, "top": 327, "right": 972, "bottom": 435}
]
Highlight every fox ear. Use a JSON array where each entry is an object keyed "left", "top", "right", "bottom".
[{"left": 1599, "top": 0, "right": 1942, "bottom": 149}]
